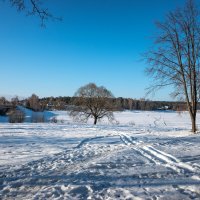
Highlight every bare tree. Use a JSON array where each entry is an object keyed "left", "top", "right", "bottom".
[
  {"left": 11, "top": 96, "right": 19, "bottom": 107},
  {"left": 0, "top": 97, "right": 7, "bottom": 105},
  {"left": 145, "top": 0, "right": 200, "bottom": 133},
  {"left": 8, "top": 109, "right": 25, "bottom": 123},
  {"left": 27, "top": 94, "right": 41, "bottom": 111},
  {"left": 4, "top": 0, "right": 60, "bottom": 26},
  {"left": 70, "top": 83, "right": 115, "bottom": 125}
]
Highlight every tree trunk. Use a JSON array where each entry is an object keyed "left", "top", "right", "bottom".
[
  {"left": 190, "top": 113, "right": 197, "bottom": 133},
  {"left": 94, "top": 117, "right": 97, "bottom": 125}
]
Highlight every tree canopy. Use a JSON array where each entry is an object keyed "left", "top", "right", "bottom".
[{"left": 70, "top": 83, "right": 115, "bottom": 125}]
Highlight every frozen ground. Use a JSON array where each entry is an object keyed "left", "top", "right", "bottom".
[{"left": 0, "top": 110, "right": 200, "bottom": 199}]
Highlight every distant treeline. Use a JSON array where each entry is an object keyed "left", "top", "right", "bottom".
[
  {"left": 0, "top": 95, "right": 196, "bottom": 114},
  {"left": 37, "top": 96, "right": 192, "bottom": 112}
]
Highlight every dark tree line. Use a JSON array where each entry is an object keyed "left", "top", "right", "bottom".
[
  {"left": 114, "top": 98, "right": 189, "bottom": 111},
  {"left": 0, "top": 95, "right": 194, "bottom": 114},
  {"left": 29, "top": 96, "right": 191, "bottom": 112}
]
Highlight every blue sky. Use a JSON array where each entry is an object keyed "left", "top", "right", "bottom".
[{"left": 0, "top": 0, "right": 184, "bottom": 100}]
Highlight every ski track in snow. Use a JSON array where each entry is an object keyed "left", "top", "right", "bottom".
[
  {"left": 119, "top": 132, "right": 200, "bottom": 175},
  {"left": 118, "top": 132, "right": 200, "bottom": 198},
  {"left": 1, "top": 110, "right": 200, "bottom": 199},
  {"left": 1, "top": 129, "right": 200, "bottom": 199}
]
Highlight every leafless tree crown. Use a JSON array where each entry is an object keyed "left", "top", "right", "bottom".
[
  {"left": 27, "top": 93, "right": 41, "bottom": 111},
  {"left": 70, "top": 83, "right": 115, "bottom": 125},
  {"left": 145, "top": 0, "right": 200, "bottom": 132}
]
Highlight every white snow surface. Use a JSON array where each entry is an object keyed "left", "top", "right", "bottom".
[{"left": 0, "top": 110, "right": 200, "bottom": 199}]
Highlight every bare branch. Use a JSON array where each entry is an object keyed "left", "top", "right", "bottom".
[
  {"left": 144, "top": 0, "right": 200, "bottom": 132},
  {"left": 6, "top": 0, "right": 61, "bottom": 26}
]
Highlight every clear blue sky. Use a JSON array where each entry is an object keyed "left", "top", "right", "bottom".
[{"left": 0, "top": 0, "right": 184, "bottom": 100}]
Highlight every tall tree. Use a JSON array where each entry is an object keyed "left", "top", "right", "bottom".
[
  {"left": 70, "top": 83, "right": 115, "bottom": 125},
  {"left": 27, "top": 94, "right": 41, "bottom": 111},
  {"left": 145, "top": 0, "right": 200, "bottom": 133},
  {"left": 11, "top": 96, "right": 19, "bottom": 107}
]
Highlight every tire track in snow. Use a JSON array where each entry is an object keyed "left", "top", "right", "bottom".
[{"left": 119, "top": 133, "right": 200, "bottom": 179}]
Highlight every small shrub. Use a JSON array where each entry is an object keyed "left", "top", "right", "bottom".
[
  {"left": 9, "top": 110, "right": 25, "bottom": 123},
  {"left": 50, "top": 117, "right": 58, "bottom": 123}
]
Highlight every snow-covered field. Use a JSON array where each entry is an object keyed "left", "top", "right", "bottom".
[{"left": 0, "top": 110, "right": 200, "bottom": 199}]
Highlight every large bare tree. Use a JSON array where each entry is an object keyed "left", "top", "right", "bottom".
[
  {"left": 145, "top": 0, "right": 200, "bottom": 133},
  {"left": 70, "top": 83, "right": 115, "bottom": 125},
  {"left": 4, "top": 0, "right": 60, "bottom": 26}
]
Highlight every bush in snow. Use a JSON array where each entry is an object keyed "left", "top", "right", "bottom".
[
  {"left": 8, "top": 110, "right": 25, "bottom": 123},
  {"left": 50, "top": 117, "right": 58, "bottom": 123}
]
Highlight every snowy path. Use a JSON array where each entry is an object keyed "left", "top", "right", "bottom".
[{"left": 1, "top": 110, "right": 200, "bottom": 199}]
